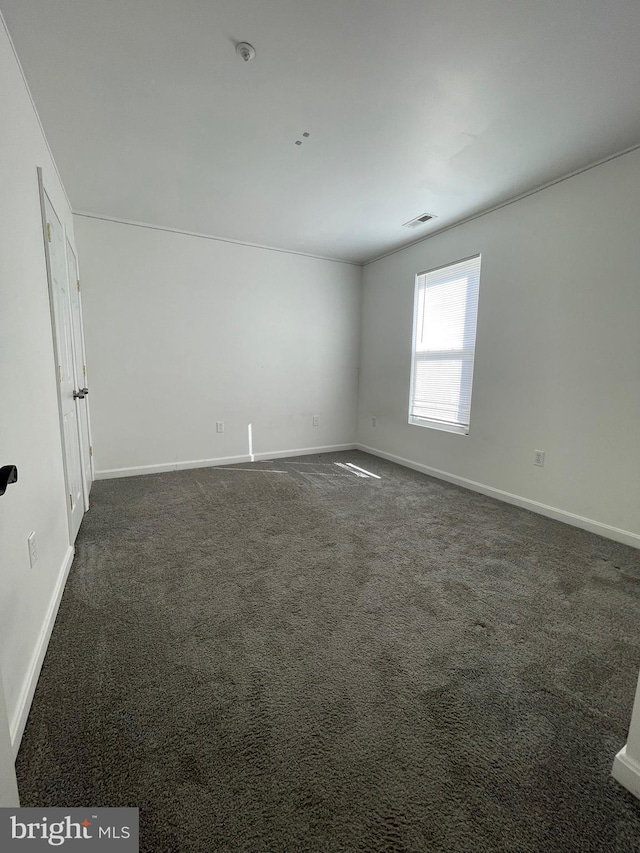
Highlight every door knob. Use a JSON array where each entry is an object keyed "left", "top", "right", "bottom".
[{"left": 73, "top": 388, "right": 89, "bottom": 400}]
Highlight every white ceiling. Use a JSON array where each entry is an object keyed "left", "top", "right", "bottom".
[{"left": 3, "top": 0, "right": 640, "bottom": 264}]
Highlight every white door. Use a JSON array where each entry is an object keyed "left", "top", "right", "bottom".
[
  {"left": 42, "top": 189, "right": 84, "bottom": 541},
  {"left": 67, "top": 239, "right": 93, "bottom": 507}
]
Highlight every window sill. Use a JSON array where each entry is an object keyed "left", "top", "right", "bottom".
[{"left": 408, "top": 417, "right": 469, "bottom": 436}]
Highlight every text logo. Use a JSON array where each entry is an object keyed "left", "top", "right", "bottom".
[{"left": 1, "top": 808, "right": 138, "bottom": 850}]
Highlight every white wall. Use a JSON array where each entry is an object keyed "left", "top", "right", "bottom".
[
  {"left": 74, "top": 216, "right": 362, "bottom": 476},
  {"left": 357, "top": 149, "right": 640, "bottom": 546},
  {"left": 0, "top": 13, "right": 76, "bottom": 753}
]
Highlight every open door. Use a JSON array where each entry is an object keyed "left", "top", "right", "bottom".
[
  {"left": 67, "top": 239, "right": 93, "bottom": 508},
  {"left": 39, "top": 172, "right": 85, "bottom": 541}
]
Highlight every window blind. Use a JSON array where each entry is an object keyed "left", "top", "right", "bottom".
[{"left": 409, "top": 255, "right": 481, "bottom": 434}]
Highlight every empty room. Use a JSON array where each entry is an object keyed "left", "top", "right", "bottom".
[{"left": 1, "top": 1, "right": 640, "bottom": 850}]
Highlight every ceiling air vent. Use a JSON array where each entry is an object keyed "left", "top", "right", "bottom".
[{"left": 403, "top": 213, "right": 437, "bottom": 229}]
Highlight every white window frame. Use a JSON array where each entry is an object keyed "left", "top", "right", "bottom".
[{"left": 408, "top": 254, "right": 481, "bottom": 436}]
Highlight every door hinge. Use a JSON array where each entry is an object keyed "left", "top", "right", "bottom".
[
  {"left": 46, "top": 223, "right": 52, "bottom": 243},
  {"left": 89, "top": 445, "right": 93, "bottom": 458},
  {"left": 77, "top": 279, "right": 81, "bottom": 292},
  {"left": 83, "top": 364, "right": 87, "bottom": 378},
  {"left": 69, "top": 493, "right": 73, "bottom": 510},
  {"left": 58, "top": 365, "right": 63, "bottom": 382}
]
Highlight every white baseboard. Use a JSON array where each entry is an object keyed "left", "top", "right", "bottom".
[
  {"left": 10, "top": 545, "right": 75, "bottom": 757},
  {"left": 612, "top": 746, "right": 640, "bottom": 800},
  {"left": 254, "top": 444, "right": 355, "bottom": 462},
  {"left": 96, "top": 454, "right": 249, "bottom": 479},
  {"left": 95, "top": 445, "right": 356, "bottom": 480},
  {"left": 356, "top": 444, "right": 640, "bottom": 549}
]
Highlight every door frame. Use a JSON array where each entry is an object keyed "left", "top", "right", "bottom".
[{"left": 0, "top": 669, "right": 19, "bottom": 807}]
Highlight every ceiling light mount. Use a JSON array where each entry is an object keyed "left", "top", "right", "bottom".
[{"left": 236, "top": 42, "right": 256, "bottom": 62}]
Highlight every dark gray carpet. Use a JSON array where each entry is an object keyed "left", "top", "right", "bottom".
[{"left": 16, "top": 451, "right": 640, "bottom": 852}]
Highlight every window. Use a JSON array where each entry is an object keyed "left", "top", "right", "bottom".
[{"left": 409, "top": 255, "right": 481, "bottom": 435}]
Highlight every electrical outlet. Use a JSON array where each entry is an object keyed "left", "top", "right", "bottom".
[
  {"left": 534, "top": 450, "right": 545, "bottom": 467},
  {"left": 371, "top": 416, "right": 377, "bottom": 427},
  {"left": 216, "top": 421, "right": 224, "bottom": 434},
  {"left": 28, "top": 531, "right": 37, "bottom": 567},
  {"left": 312, "top": 415, "right": 320, "bottom": 427}
]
